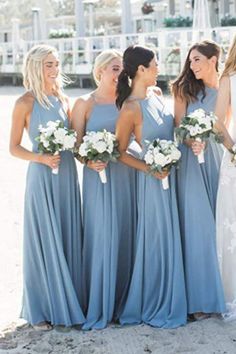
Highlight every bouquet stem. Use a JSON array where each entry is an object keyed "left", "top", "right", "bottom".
[
  {"left": 52, "top": 151, "right": 59, "bottom": 175},
  {"left": 197, "top": 150, "right": 205, "bottom": 164},
  {"left": 162, "top": 176, "right": 169, "bottom": 190},
  {"left": 195, "top": 138, "right": 205, "bottom": 164},
  {"left": 99, "top": 169, "right": 107, "bottom": 183}
]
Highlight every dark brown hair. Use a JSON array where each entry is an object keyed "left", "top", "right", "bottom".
[
  {"left": 171, "top": 40, "right": 221, "bottom": 103},
  {"left": 116, "top": 45, "right": 155, "bottom": 109}
]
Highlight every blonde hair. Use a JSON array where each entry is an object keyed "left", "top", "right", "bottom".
[
  {"left": 23, "top": 44, "right": 69, "bottom": 108},
  {"left": 93, "top": 49, "right": 122, "bottom": 86},
  {"left": 222, "top": 35, "right": 236, "bottom": 77}
]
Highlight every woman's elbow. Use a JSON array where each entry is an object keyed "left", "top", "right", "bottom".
[
  {"left": 9, "top": 143, "right": 18, "bottom": 157},
  {"left": 118, "top": 149, "right": 127, "bottom": 162}
]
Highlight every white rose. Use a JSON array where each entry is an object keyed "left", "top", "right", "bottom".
[
  {"left": 189, "top": 126, "right": 198, "bottom": 136},
  {"left": 47, "top": 121, "right": 58, "bottom": 129},
  {"left": 54, "top": 128, "right": 67, "bottom": 144},
  {"left": 154, "top": 153, "right": 167, "bottom": 167},
  {"left": 195, "top": 108, "right": 205, "bottom": 117},
  {"left": 96, "top": 131, "right": 105, "bottom": 141},
  {"left": 153, "top": 147, "right": 160, "bottom": 155},
  {"left": 63, "top": 135, "right": 76, "bottom": 150},
  {"left": 170, "top": 149, "right": 181, "bottom": 160},
  {"left": 79, "top": 143, "right": 87, "bottom": 156},
  {"left": 164, "top": 155, "right": 172, "bottom": 164},
  {"left": 144, "top": 151, "right": 154, "bottom": 165},
  {"left": 160, "top": 140, "right": 169, "bottom": 149},
  {"left": 42, "top": 138, "right": 50, "bottom": 148},
  {"left": 45, "top": 127, "right": 56, "bottom": 137},
  {"left": 90, "top": 134, "right": 102, "bottom": 145},
  {"left": 83, "top": 134, "right": 91, "bottom": 143},
  {"left": 95, "top": 141, "right": 107, "bottom": 153},
  {"left": 107, "top": 142, "right": 114, "bottom": 153}
]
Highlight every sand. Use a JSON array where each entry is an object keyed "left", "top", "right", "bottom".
[{"left": 0, "top": 87, "right": 236, "bottom": 354}]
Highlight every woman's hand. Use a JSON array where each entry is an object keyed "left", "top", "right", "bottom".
[
  {"left": 38, "top": 153, "right": 61, "bottom": 170},
  {"left": 86, "top": 160, "right": 108, "bottom": 172},
  {"left": 191, "top": 140, "right": 205, "bottom": 155},
  {"left": 152, "top": 169, "right": 169, "bottom": 180}
]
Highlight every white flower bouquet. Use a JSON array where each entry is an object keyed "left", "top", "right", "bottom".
[
  {"left": 35, "top": 120, "right": 77, "bottom": 174},
  {"left": 175, "top": 108, "right": 218, "bottom": 164},
  {"left": 144, "top": 139, "right": 181, "bottom": 190},
  {"left": 78, "top": 129, "right": 120, "bottom": 183}
]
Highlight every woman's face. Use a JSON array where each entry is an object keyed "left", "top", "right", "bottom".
[
  {"left": 99, "top": 57, "right": 123, "bottom": 88},
  {"left": 144, "top": 56, "right": 159, "bottom": 86},
  {"left": 189, "top": 49, "right": 216, "bottom": 81},
  {"left": 43, "top": 52, "right": 60, "bottom": 89}
]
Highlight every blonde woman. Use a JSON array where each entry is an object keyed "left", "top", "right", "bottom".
[
  {"left": 72, "top": 49, "right": 137, "bottom": 330},
  {"left": 216, "top": 36, "right": 236, "bottom": 321},
  {"left": 9, "top": 44, "right": 85, "bottom": 329}
]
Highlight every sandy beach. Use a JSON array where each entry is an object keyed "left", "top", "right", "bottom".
[{"left": 1, "top": 87, "right": 236, "bottom": 354}]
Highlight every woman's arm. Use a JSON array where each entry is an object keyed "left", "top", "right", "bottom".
[
  {"left": 71, "top": 97, "right": 88, "bottom": 146},
  {"left": 9, "top": 95, "right": 60, "bottom": 169},
  {"left": 116, "top": 101, "right": 147, "bottom": 172},
  {"left": 71, "top": 96, "right": 107, "bottom": 172},
  {"left": 214, "top": 76, "right": 234, "bottom": 150}
]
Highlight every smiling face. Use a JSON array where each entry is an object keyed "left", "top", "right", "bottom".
[
  {"left": 189, "top": 49, "right": 216, "bottom": 82},
  {"left": 99, "top": 57, "right": 123, "bottom": 88},
  {"left": 42, "top": 52, "right": 60, "bottom": 90}
]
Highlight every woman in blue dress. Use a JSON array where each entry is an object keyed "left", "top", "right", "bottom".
[
  {"left": 116, "top": 45, "right": 186, "bottom": 328},
  {"left": 9, "top": 44, "right": 85, "bottom": 329},
  {"left": 72, "top": 49, "right": 137, "bottom": 329},
  {"left": 171, "top": 40, "right": 226, "bottom": 319}
]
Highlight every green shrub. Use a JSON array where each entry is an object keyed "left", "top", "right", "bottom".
[
  {"left": 49, "top": 29, "right": 75, "bottom": 39},
  {"left": 164, "top": 16, "right": 192, "bottom": 28},
  {"left": 221, "top": 15, "right": 236, "bottom": 26}
]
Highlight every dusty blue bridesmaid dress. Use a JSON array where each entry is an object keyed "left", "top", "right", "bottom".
[
  {"left": 82, "top": 103, "right": 137, "bottom": 330},
  {"left": 177, "top": 87, "right": 226, "bottom": 314},
  {"left": 119, "top": 93, "right": 187, "bottom": 328},
  {"left": 21, "top": 96, "right": 85, "bottom": 326}
]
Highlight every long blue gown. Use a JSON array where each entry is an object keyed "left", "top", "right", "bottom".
[
  {"left": 21, "top": 96, "right": 85, "bottom": 326},
  {"left": 177, "top": 87, "right": 226, "bottom": 314},
  {"left": 119, "top": 93, "right": 187, "bottom": 328},
  {"left": 82, "top": 103, "right": 137, "bottom": 330}
]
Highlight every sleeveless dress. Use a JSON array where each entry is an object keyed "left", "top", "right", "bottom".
[
  {"left": 217, "top": 74, "right": 236, "bottom": 320},
  {"left": 20, "top": 96, "right": 85, "bottom": 326},
  {"left": 82, "top": 103, "right": 137, "bottom": 330},
  {"left": 177, "top": 87, "right": 226, "bottom": 314},
  {"left": 119, "top": 93, "right": 187, "bottom": 328}
]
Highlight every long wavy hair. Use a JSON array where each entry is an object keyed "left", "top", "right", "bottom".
[
  {"left": 116, "top": 45, "right": 155, "bottom": 109},
  {"left": 221, "top": 35, "right": 236, "bottom": 77},
  {"left": 93, "top": 49, "right": 122, "bottom": 86},
  {"left": 23, "top": 44, "right": 69, "bottom": 108},
  {"left": 171, "top": 40, "right": 221, "bottom": 104}
]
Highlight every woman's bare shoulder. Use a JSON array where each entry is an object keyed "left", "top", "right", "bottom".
[
  {"left": 73, "top": 92, "right": 94, "bottom": 109},
  {"left": 119, "top": 99, "right": 142, "bottom": 125},
  {"left": 122, "top": 98, "right": 141, "bottom": 112},
  {"left": 14, "top": 92, "right": 34, "bottom": 112}
]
